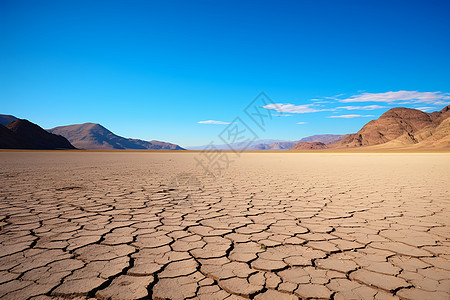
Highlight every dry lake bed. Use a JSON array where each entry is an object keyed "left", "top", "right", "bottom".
[{"left": 0, "top": 151, "right": 449, "bottom": 300}]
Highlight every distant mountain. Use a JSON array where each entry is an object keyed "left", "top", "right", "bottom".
[
  {"left": 331, "top": 105, "right": 450, "bottom": 149},
  {"left": 0, "top": 119, "right": 76, "bottom": 150},
  {"left": 48, "top": 123, "right": 185, "bottom": 150},
  {"left": 291, "top": 142, "right": 327, "bottom": 150},
  {"left": 0, "top": 114, "right": 18, "bottom": 126},
  {"left": 186, "top": 139, "right": 287, "bottom": 151},
  {"left": 251, "top": 141, "right": 298, "bottom": 150},
  {"left": 187, "top": 135, "right": 344, "bottom": 151},
  {"left": 297, "top": 134, "right": 344, "bottom": 145}
]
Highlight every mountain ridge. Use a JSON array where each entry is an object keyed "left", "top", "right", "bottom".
[{"left": 48, "top": 123, "right": 185, "bottom": 150}]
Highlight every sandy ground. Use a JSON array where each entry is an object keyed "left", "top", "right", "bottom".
[{"left": 0, "top": 151, "right": 449, "bottom": 300}]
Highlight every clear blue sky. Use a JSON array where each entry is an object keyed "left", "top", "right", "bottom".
[{"left": 1, "top": 0, "right": 449, "bottom": 147}]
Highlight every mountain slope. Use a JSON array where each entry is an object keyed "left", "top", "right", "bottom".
[
  {"left": 420, "top": 116, "right": 450, "bottom": 148},
  {"left": 0, "top": 124, "right": 25, "bottom": 149},
  {"left": 1, "top": 119, "right": 76, "bottom": 149},
  {"left": 0, "top": 114, "right": 18, "bottom": 126},
  {"left": 48, "top": 123, "right": 185, "bottom": 150},
  {"left": 379, "top": 107, "right": 450, "bottom": 149}
]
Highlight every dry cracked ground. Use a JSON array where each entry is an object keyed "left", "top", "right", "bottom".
[{"left": 0, "top": 152, "right": 449, "bottom": 300}]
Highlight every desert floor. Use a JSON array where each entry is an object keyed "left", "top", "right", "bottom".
[{"left": 0, "top": 151, "right": 449, "bottom": 300}]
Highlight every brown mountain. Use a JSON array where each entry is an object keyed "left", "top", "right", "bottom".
[
  {"left": 290, "top": 105, "right": 450, "bottom": 150},
  {"left": 376, "top": 105, "right": 450, "bottom": 149},
  {"left": 291, "top": 142, "right": 327, "bottom": 150},
  {"left": 48, "top": 123, "right": 185, "bottom": 150},
  {"left": 0, "top": 119, "right": 76, "bottom": 150},
  {"left": 331, "top": 105, "right": 450, "bottom": 149}
]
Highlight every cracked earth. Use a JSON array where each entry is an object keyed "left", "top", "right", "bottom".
[{"left": 0, "top": 152, "right": 449, "bottom": 300}]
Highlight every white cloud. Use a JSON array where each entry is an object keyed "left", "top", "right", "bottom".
[
  {"left": 310, "top": 100, "right": 333, "bottom": 104},
  {"left": 415, "top": 107, "right": 436, "bottom": 112},
  {"left": 296, "top": 122, "right": 308, "bottom": 125},
  {"left": 273, "top": 113, "right": 292, "bottom": 117},
  {"left": 329, "top": 114, "right": 375, "bottom": 119},
  {"left": 311, "top": 94, "right": 345, "bottom": 103},
  {"left": 263, "top": 103, "right": 335, "bottom": 114},
  {"left": 338, "top": 105, "right": 385, "bottom": 110},
  {"left": 260, "top": 91, "right": 449, "bottom": 121},
  {"left": 197, "top": 120, "right": 230, "bottom": 125},
  {"left": 339, "top": 91, "right": 450, "bottom": 105},
  {"left": 323, "top": 94, "right": 345, "bottom": 100}
]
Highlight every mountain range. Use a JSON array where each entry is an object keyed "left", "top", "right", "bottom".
[
  {"left": 292, "top": 105, "right": 450, "bottom": 150},
  {"left": 186, "top": 139, "right": 285, "bottom": 151},
  {"left": 2, "top": 105, "right": 449, "bottom": 151},
  {"left": 48, "top": 123, "right": 185, "bottom": 150},
  {"left": 297, "top": 134, "right": 345, "bottom": 145},
  {"left": 187, "top": 135, "right": 344, "bottom": 151},
  {"left": 0, "top": 115, "right": 184, "bottom": 150}
]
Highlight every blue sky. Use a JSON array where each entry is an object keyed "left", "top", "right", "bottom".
[{"left": 1, "top": 0, "right": 449, "bottom": 147}]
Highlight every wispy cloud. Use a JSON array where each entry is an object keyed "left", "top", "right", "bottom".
[
  {"left": 263, "top": 103, "right": 335, "bottom": 114},
  {"left": 415, "top": 107, "right": 436, "bottom": 112},
  {"left": 310, "top": 100, "right": 333, "bottom": 104},
  {"left": 259, "top": 91, "right": 448, "bottom": 122},
  {"left": 311, "top": 94, "right": 345, "bottom": 103},
  {"left": 273, "top": 113, "right": 292, "bottom": 117},
  {"left": 197, "top": 120, "right": 230, "bottom": 125},
  {"left": 296, "top": 122, "right": 308, "bottom": 125},
  {"left": 324, "top": 93, "right": 345, "bottom": 100},
  {"left": 339, "top": 91, "right": 450, "bottom": 105},
  {"left": 329, "top": 114, "right": 374, "bottom": 119},
  {"left": 338, "top": 105, "right": 385, "bottom": 110}
]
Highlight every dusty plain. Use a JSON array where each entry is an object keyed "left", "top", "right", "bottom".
[{"left": 0, "top": 151, "right": 449, "bottom": 300}]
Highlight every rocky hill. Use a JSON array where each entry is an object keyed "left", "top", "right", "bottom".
[{"left": 0, "top": 119, "right": 76, "bottom": 149}]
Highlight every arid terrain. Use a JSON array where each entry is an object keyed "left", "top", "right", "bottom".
[{"left": 0, "top": 151, "right": 449, "bottom": 300}]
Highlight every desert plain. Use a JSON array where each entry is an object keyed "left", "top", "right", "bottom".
[{"left": 0, "top": 151, "right": 449, "bottom": 300}]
